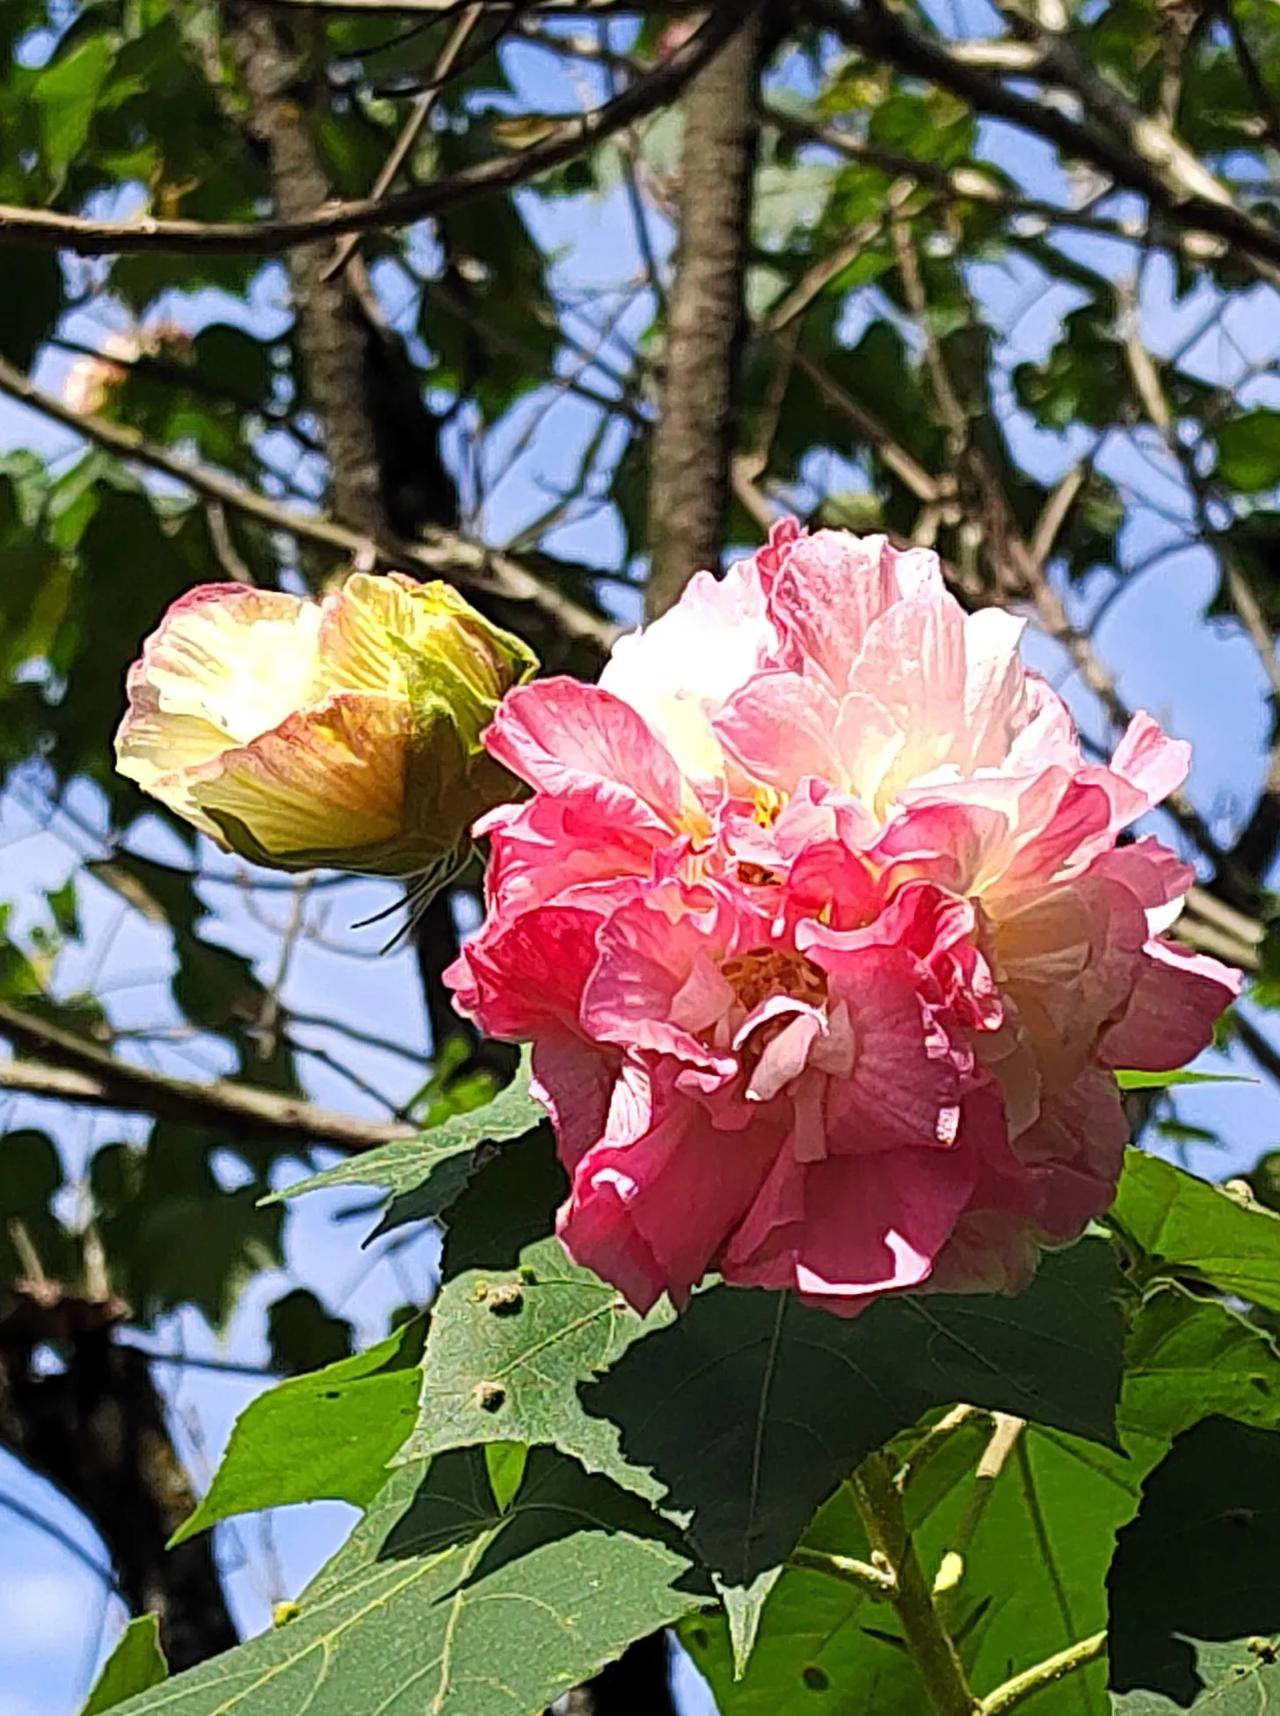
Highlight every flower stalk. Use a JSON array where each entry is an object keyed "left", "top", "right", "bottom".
[{"left": 848, "top": 1452, "right": 978, "bottom": 1716}]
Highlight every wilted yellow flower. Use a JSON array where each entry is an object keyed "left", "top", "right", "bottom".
[{"left": 114, "top": 573, "right": 538, "bottom": 876}]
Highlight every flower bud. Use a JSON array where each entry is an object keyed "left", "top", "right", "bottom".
[{"left": 115, "top": 572, "right": 537, "bottom": 877}]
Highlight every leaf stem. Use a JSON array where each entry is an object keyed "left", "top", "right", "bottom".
[
  {"left": 976, "top": 1631, "right": 1107, "bottom": 1716},
  {"left": 934, "top": 1415, "right": 1025, "bottom": 1602},
  {"left": 848, "top": 1453, "right": 978, "bottom": 1716},
  {"left": 786, "top": 1546, "right": 897, "bottom": 1599}
]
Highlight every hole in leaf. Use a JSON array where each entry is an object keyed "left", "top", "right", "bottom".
[{"left": 474, "top": 1381, "right": 506, "bottom": 1413}]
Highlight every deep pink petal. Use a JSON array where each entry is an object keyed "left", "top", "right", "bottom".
[
  {"left": 1101, "top": 938, "right": 1241, "bottom": 1071},
  {"left": 446, "top": 905, "right": 600, "bottom": 1040},
  {"left": 479, "top": 782, "right": 666, "bottom": 926},
  {"left": 580, "top": 891, "right": 745, "bottom": 1072},
  {"left": 800, "top": 946, "right": 964, "bottom": 1152},
  {"left": 723, "top": 1138, "right": 980, "bottom": 1308},
  {"left": 559, "top": 1066, "right": 780, "bottom": 1310}
]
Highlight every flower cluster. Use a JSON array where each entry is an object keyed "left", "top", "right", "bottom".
[
  {"left": 449, "top": 522, "right": 1239, "bottom": 1315},
  {"left": 115, "top": 572, "right": 537, "bottom": 878}
]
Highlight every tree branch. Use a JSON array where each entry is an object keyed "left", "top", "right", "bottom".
[
  {"left": 805, "top": 0, "right": 1280, "bottom": 283},
  {"left": 645, "top": 2, "right": 767, "bottom": 616},
  {"left": 227, "top": 2, "right": 386, "bottom": 534},
  {"left": 0, "top": 1002, "right": 414, "bottom": 1151},
  {"left": 0, "top": 1292, "right": 238, "bottom": 1670},
  {"left": 0, "top": 8, "right": 744, "bottom": 258},
  {"left": 0, "top": 349, "right": 616, "bottom": 657},
  {"left": 765, "top": 104, "right": 1242, "bottom": 260},
  {"left": 260, "top": 0, "right": 697, "bottom": 12}
]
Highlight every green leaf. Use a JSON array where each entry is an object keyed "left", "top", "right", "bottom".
[
  {"left": 1110, "top": 1150, "right": 1280, "bottom": 1313},
  {"left": 274, "top": 1053, "right": 541, "bottom": 1227},
  {"left": 113, "top": 1449, "right": 710, "bottom": 1716},
  {"left": 0, "top": 1128, "right": 76, "bottom": 1285},
  {"left": 265, "top": 1288, "right": 353, "bottom": 1376},
  {"left": 408, "top": 1228, "right": 671, "bottom": 1490},
  {"left": 414, "top": 1141, "right": 1125, "bottom": 1584},
  {"left": 689, "top": 1415, "right": 1126, "bottom": 1716},
  {"left": 46, "top": 877, "right": 79, "bottom": 942},
  {"left": 1122, "top": 1285, "right": 1280, "bottom": 1440},
  {"left": 89, "top": 1127, "right": 283, "bottom": 1330},
  {"left": 719, "top": 1568, "right": 781, "bottom": 1681},
  {"left": 1216, "top": 408, "right": 1280, "bottom": 493},
  {"left": 82, "top": 1615, "right": 168, "bottom": 1715},
  {"left": 484, "top": 1441, "right": 529, "bottom": 1512},
  {"left": 170, "top": 1318, "right": 426, "bottom": 1544},
  {"left": 1109, "top": 1417, "right": 1280, "bottom": 1712},
  {"left": 691, "top": 1288, "right": 1280, "bottom": 1716},
  {"left": 34, "top": 31, "right": 114, "bottom": 182},
  {"left": 1112, "top": 1643, "right": 1280, "bottom": 1714},
  {"left": 1114, "top": 1069, "right": 1251, "bottom": 1090},
  {"left": 0, "top": 249, "right": 62, "bottom": 367},
  {"left": 587, "top": 1240, "right": 1125, "bottom": 1583}
]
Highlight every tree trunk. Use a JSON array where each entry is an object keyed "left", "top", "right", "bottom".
[
  {"left": 645, "top": 3, "right": 766, "bottom": 618},
  {"left": 0, "top": 1295, "right": 237, "bottom": 1672}
]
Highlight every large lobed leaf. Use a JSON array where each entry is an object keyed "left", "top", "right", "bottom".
[
  {"left": 112, "top": 1448, "right": 710, "bottom": 1716},
  {"left": 691, "top": 1287, "right": 1280, "bottom": 1716},
  {"left": 410, "top": 1133, "right": 1127, "bottom": 1584},
  {"left": 274, "top": 1051, "right": 541, "bottom": 1217},
  {"left": 1110, "top": 1416, "right": 1280, "bottom": 1713}
]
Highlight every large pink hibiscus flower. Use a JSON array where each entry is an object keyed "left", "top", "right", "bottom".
[{"left": 448, "top": 521, "right": 1238, "bottom": 1316}]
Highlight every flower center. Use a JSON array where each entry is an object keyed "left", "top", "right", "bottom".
[{"left": 720, "top": 945, "right": 827, "bottom": 1013}]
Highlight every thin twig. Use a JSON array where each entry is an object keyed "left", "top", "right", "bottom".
[
  {"left": 0, "top": 1494, "right": 122, "bottom": 1594},
  {"left": 933, "top": 1415, "right": 1024, "bottom": 1602},
  {"left": 787, "top": 1545, "right": 898, "bottom": 1598},
  {"left": 977, "top": 1632, "right": 1106, "bottom": 1716},
  {"left": 0, "top": 349, "right": 617, "bottom": 654},
  {"left": 0, "top": 1001, "right": 414, "bottom": 1151},
  {"left": 323, "top": 4, "right": 485, "bottom": 281},
  {"left": 0, "top": 9, "right": 744, "bottom": 257}
]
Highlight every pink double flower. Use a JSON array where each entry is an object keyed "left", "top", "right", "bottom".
[{"left": 449, "top": 522, "right": 1239, "bottom": 1315}]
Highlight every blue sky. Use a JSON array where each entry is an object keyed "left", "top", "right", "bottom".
[{"left": 2, "top": 8, "right": 1280, "bottom": 1714}]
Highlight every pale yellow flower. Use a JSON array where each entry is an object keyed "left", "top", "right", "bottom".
[{"left": 115, "top": 572, "right": 538, "bottom": 876}]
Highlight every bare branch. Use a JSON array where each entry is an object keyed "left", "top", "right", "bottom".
[
  {"left": 259, "top": 0, "right": 697, "bottom": 12},
  {"left": 0, "top": 9, "right": 745, "bottom": 258},
  {"left": 0, "top": 349, "right": 617, "bottom": 655},
  {"left": 805, "top": 0, "right": 1280, "bottom": 283},
  {"left": 0, "top": 1001, "right": 415, "bottom": 1152},
  {"left": 323, "top": 3, "right": 486, "bottom": 283}
]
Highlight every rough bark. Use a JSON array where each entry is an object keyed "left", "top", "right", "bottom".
[
  {"left": 0, "top": 1292, "right": 238, "bottom": 1672},
  {"left": 223, "top": 3, "right": 483, "bottom": 1073},
  {"left": 645, "top": 2, "right": 766, "bottom": 618},
  {"left": 226, "top": 3, "right": 386, "bottom": 536}
]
